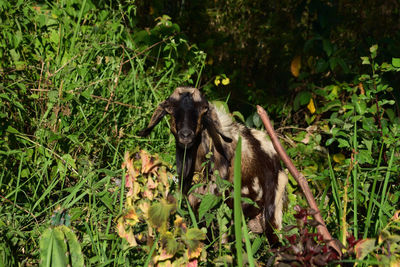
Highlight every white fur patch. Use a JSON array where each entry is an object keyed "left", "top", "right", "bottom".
[
  {"left": 273, "top": 171, "right": 288, "bottom": 229},
  {"left": 252, "top": 178, "right": 263, "bottom": 201},
  {"left": 171, "top": 87, "right": 202, "bottom": 102},
  {"left": 212, "top": 104, "right": 234, "bottom": 138},
  {"left": 251, "top": 129, "right": 277, "bottom": 158},
  {"left": 241, "top": 186, "right": 249, "bottom": 195},
  {"left": 240, "top": 132, "right": 254, "bottom": 161}
]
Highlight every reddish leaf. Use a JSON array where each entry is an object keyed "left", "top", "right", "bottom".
[{"left": 186, "top": 259, "right": 198, "bottom": 267}]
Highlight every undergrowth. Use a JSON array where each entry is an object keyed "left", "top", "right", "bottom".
[{"left": 0, "top": 1, "right": 399, "bottom": 266}]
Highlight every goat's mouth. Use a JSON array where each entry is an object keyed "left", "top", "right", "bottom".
[{"left": 178, "top": 138, "right": 194, "bottom": 148}]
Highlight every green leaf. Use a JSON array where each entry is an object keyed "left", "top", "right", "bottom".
[
  {"left": 358, "top": 149, "right": 373, "bottom": 165},
  {"left": 392, "top": 58, "right": 400, "bottom": 67},
  {"left": 198, "top": 194, "right": 220, "bottom": 220},
  {"left": 48, "top": 91, "right": 58, "bottom": 103},
  {"left": 232, "top": 111, "right": 245, "bottom": 123},
  {"left": 299, "top": 91, "right": 312, "bottom": 105},
  {"left": 61, "top": 154, "right": 76, "bottom": 170},
  {"left": 322, "top": 39, "right": 333, "bottom": 57},
  {"left": 212, "top": 100, "right": 230, "bottom": 114},
  {"left": 337, "top": 138, "right": 350, "bottom": 148},
  {"left": 148, "top": 200, "right": 174, "bottom": 228},
  {"left": 252, "top": 112, "right": 261, "bottom": 128},
  {"left": 362, "top": 117, "right": 375, "bottom": 131},
  {"left": 6, "top": 126, "right": 20, "bottom": 134},
  {"left": 352, "top": 94, "right": 366, "bottom": 115},
  {"left": 370, "top": 44, "right": 378, "bottom": 59},
  {"left": 185, "top": 228, "right": 206, "bottom": 241},
  {"left": 326, "top": 138, "right": 335, "bottom": 146},
  {"left": 161, "top": 232, "right": 179, "bottom": 255},
  {"left": 60, "top": 226, "right": 84, "bottom": 267},
  {"left": 361, "top": 57, "right": 370, "bottom": 65},
  {"left": 251, "top": 237, "right": 263, "bottom": 255},
  {"left": 184, "top": 228, "right": 206, "bottom": 250},
  {"left": 40, "top": 227, "right": 68, "bottom": 267}
]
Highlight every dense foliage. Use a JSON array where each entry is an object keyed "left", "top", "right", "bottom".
[{"left": 0, "top": 0, "right": 399, "bottom": 266}]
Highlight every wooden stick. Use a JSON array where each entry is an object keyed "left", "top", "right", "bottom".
[{"left": 256, "top": 105, "right": 342, "bottom": 256}]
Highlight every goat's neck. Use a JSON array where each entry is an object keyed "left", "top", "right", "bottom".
[{"left": 175, "top": 137, "right": 201, "bottom": 195}]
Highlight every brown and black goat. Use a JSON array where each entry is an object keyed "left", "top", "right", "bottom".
[{"left": 139, "top": 87, "right": 288, "bottom": 243}]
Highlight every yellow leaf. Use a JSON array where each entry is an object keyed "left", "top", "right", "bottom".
[
  {"left": 321, "top": 124, "right": 330, "bottom": 133},
  {"left": 139, "top": 202, "right": 150, "bottom": 217},
  {"left": 333, "top": 153, "right": 345, "bottom": 164},
  {"left": 221, "top": 77, "right": 230, "bottom": 85},
  {"left": 187, "top": 244, "right": 203, "bottom": 260},
  {"left": 390, "top": 259, "right": 400, "bottom": 267},
  {"left": 125, "top": 208, "right": 140, "bottom": 226},
  {"left": 116, "top": 217, "right": 137, "bottom": 247},
  {"left": 307, "top": 98, "right": 316, "bottom": 114},
  {"left": 291, "top": 55, "right": 301, "bottom": 77}
]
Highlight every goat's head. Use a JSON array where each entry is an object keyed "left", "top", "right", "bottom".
[
  {"left": 139, "top": 87, "right": 231, "bottom": 148},
  {"left": 139, "top": 87, "right": 232, "bottom": 193}
]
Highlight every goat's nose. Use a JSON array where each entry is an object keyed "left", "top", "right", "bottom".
[{"left": 179, "top": 129, "right": 194, "bottom": 139}]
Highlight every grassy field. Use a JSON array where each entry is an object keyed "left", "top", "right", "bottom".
[{"left": 1, "top": 1, "right": 399, "bottom": 266}]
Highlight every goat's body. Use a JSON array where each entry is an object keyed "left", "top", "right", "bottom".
[
  {"left": 191, "top": 104, "right": 288, "bottom": 240},
  {"left": 139, "top": 87, "right": 288, "bottom": 244}
]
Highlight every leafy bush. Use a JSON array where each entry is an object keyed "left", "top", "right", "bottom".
[
  {"left": 282, "top": 46, "right": 400, "bottom": 264},
  {"left": 118, "top": 150, "right": 206, "bottom": 266}
]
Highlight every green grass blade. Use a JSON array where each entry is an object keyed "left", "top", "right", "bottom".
[
  {"left": 242, "top": 213, "right": 255, "bottom": 267},
  {"left": 186, "top": 198, "right": 198, "bottom": 228},
  {"left": 375, "top": 147, "right": 395, "bottom": 234},
  {"left": 234, "top": 136, "right": 243, "bottom": 267},
  {"left": 327, "top": 153, "right": 342, "bottom": 239},
  {"left": 352, "top": 119, "right": 358, "bottom": 238},
  {"left": 363, "top": 143, "right": 384, "bottom": 238},
  {"left": 143, "top": 235, "right": 159, "bottom": 267},
  {"left": 70, "top": 0, "right": 87, "bottom": 54}
]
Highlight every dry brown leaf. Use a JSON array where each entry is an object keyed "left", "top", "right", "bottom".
[{"left": 291, "top": 55, "right": 301, "bottom": 77}]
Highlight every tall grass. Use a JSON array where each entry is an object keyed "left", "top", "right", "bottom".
[
  {"left": 0, "top": 1, "right": 204, "bottom": 265},
  {"left": 1, "top": 1, "right": 399, "bottom": 266}
]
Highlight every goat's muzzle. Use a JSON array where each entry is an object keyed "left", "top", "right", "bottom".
[{"left": 178, "top": 128, "right": 195, "bottom": 147}]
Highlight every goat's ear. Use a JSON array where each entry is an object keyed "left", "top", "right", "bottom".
[
  {"left": 138, "top": 101, "right": 169, "bottom": 137},
  {"left": 203, "top": 108, "right": 233, "bottom": 161}
]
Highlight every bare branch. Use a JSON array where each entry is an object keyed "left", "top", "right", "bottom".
[{"left": 257, "top": 105, "right": 342, "bottom": 256}]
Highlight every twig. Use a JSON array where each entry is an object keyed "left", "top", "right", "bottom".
[
  {"left": 91, "top": 94, "right": 141, "bottom": 109},
  {"left": 50, "top": 55, "right": 79, "bottom": 77},
  {"left": 256, "top": 105, "right": 342, "bottom": 256}
]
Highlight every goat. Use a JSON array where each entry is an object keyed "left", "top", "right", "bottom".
[{"left": 139, "top": 87, "right": 288, "bottom": 243}]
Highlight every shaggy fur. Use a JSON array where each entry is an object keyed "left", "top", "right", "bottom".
[{"left": 139, "top": 87, "right": 288, "bottom": 244}]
